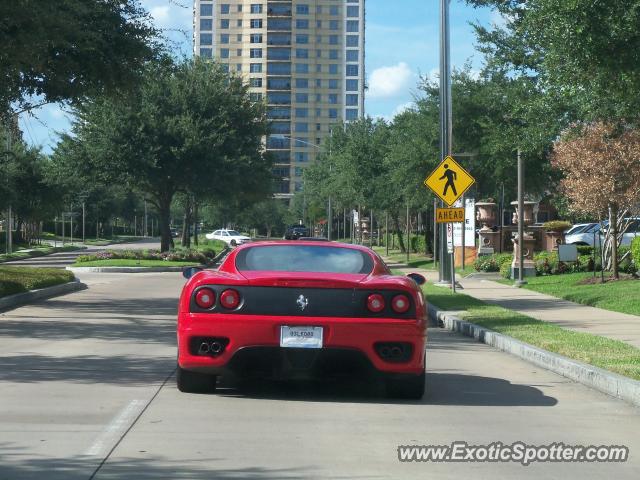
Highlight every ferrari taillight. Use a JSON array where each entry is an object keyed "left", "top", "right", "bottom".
[
  {"left": 366, "top": 293, "right": 385, "bottom": 313},
  {"left": 391, "top": 294, "right": 410, "bottom": 313},
  {"left": 195, "top": 288, "right": 216, "bottom": 309},
  {"left": 220, "top": 289, "right": 241, "bottom": 309}
]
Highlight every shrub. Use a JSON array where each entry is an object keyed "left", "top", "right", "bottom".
[
  {"left": 473, "top": 253, "right": 512, "bottom": 272},
  {"left": 500, "top": 261, "right": 512, "bottom": 279},
  {"left": 577, "top": 245, "right": 594, "bottom": 256},
  {"left": 74, "top": 248, "right": 210, "bottom": 264},
  {"left": 0, "top": 267, "right": 75, "bottom": 297},
  {"left": 542, "top": 220, "right": 572, "bottom": 232}
]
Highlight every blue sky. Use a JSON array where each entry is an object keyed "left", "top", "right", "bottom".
[{"left": 19, "top": 0, "right": 498, "bottom": 152}]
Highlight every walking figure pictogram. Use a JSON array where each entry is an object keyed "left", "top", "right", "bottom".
[{"left": 439, "top": 164, "right": 458, "bottom": 197}]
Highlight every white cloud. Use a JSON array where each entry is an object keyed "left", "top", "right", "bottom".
[
  {"left": 367, "top": 62, "right": 415, "bottom": 99},
  {"left": 150, "top": 5, "right": 171, "bottom": 27},
  {"left": 392, "top": 102, "right": 415, "bottom": 118}
]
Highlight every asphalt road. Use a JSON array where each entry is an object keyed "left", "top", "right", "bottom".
[
  {"left": 3, "top": 239, "right": 162, "bottom": 268},
  {"left": 0, "top": 272, "right": 639, "bottom": 479}
]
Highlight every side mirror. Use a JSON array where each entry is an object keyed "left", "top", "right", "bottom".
[
  {"left": 182, "top": 266, "right": 203, "bottom": 279},
  {"left": 407, "top": 273, "right": 426, "bottom": 285}
]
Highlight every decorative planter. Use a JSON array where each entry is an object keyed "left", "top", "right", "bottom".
[
  {"left": 475, "top": 202, "right": 498, "bottom": 229},
  {"left": 544, "top": 231, "right": 565, "bottom": 251},
  {"left": 510, "top": 201, "right": 537, "bottom": 227}
]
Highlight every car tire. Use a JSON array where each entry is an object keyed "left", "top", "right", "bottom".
[
  {"left": 385, "top": 373, "right": 425, "bottom": 400},
  {"left": 230, "top": 239, "right": 237, "bottom": 247},
  {"left": 176, "top": 365, "right": 217, "bottom": 394}
]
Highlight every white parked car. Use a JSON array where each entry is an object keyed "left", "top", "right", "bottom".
[
  {"left": 565, "top": 220, "right": 640, "bottom": 247},
  {"left": 205, "top": 229, "right": 251, "bottom": 247}
]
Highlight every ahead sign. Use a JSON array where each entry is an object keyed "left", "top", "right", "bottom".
[
  {"left": 424, "top": 156, "right": 475, "bottom": 207},
  {"left": 436, "top": 208, "right": 464, "bottom": 223}
]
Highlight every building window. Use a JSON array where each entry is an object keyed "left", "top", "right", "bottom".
[
  {"left": 250, "top": 34, "right": 263, "bottom": 43},
  {"left": 315, "top": 79, "right": 321, "bottom": 88},
  {"left": 295, "top": 93, "right": 308, "bottom": 103},
  {"left": 250, "top": 78, "right": 262, "bottom": 87},
  {"left": 200, "top": 48, "right": 212, "bottom": 58},
  {"left": 295, "top": 167, "right": 303, "bottom": 177},
  {"left": 296, "top": 123, "right": 309, "bottom": 133},
  {"left": 251, "top": 4, "right": 263, "bottom": 14},
  {"left": 268, "top": 48, "right": 291, "bottom": 60},
  {"left": 329, "top": 109, "right": 338, "bottom": 119},
  {"left": 316, "top": 20, "right": 322, "bottom": 28},
  {"left": 250, "top": 63, "right": 262, "bottom": 73},
  {"left": 296, "top": 48, "right": 309, "bottom": 58},
  {"left": 296, "top": 78, "right": 308, "bottom": 88},
  {"left": 220, "top": 48, "right": 229, "bottom": 58},
  {"left": 296, "top": 19, "right": 309, "bottom": 29},
  {"left": 329, "top": 50, "right": 339, "bottom": 60},
  {"left": 316, "top": 108, "right": 321, "bottom": 117},
  {"left": 250, "top": 92, "right": 263, "bottom": 102},
  {"left": 316, "top": 5, "right": 322, "bottom": 14},
  {"left": 268, "top": 18, "right": 292, "bottom": 30},
  {"left": 267, "top": 62, "right": 292, "bottom": 74},
  {"left": 316, "top": 49, "right": 322, "bottom": 58},
  {"left": 316, "top": 64, "right": 322, "bottom": 73},
  {"left": 250, "top": 19, "right": 263, "bottom": 28},
  {"left": 316, "top": 35, "right": 322, "bottom": 44},
  {"left": 237, "top": 4, "right": 243, "bottom": 12},
  {"left": 267, "top": 92, "right": 292, "bottom": 104},
  {"left": 346, "top": 109, "right": 359, "bottom": 121},
  {"left": 220, "top": 34, "right": 229, "bottom": 44},
  {"left": 236, "top": 48, "right": 242, "bottom": 56},
  {"left": 329, "top": 64, "right": 338, "bottom": 74},
  {"left": 328, "top": 79, "right": 339, "bottom": 89},
  {"left": 329, "top": 35, "right": 339, "bottom": 45},
  {"left": 237, "top": 19, "right": 242, "bottom": 27},
  {"left": 296, "top": 108, "right": 308, "bottom": 118},
  {"left": 268, "top": 108, "right": 291, "bottom": 120},
  {"left": 347, "top": 6, "right": 359, "bottom": 17},
  {"left": 200, "top": 3, "right": 213, "bottom": 16},
  {"left": 346, "top": 64, "right": 358, "bottom": 76},
  {"left": 346, "top": 94, "right": 358, "bottom": 106},
  {"left": 250, "top": 48, "right": 263, "bottom": 58},
  {"left": 347, "top": 21, "right": 359, "bottom": 32},
  {"left": 295, "top": 152, "right": 309, "bottom": 162},
  {"left": 220, "top": 4, "right": 230, "bottom": 14},
  {"left": 346, "top": 50, "right": 359, "bottom": 62},
  {"left": 329, "top": 20, "right": 339, "bottom": 30},
  {"left": 330, "top": 5, "right": 339, "bottom": 15},
  {"left": 220, "top": 19, "right": 230, "bottom": 29},
  {"left": 296, "top": 34, "right": 309, "bottom": 44},
  {"left": 296, "top": 4, "right": 309, "bottom": 14},
  {"left": 295, "top": 63, "right": 309, "bottom": 73},
  {"left": 236, "top": 63, "right": 242, "bottom": 72},
  {"left": 200, "top": 33, "right": 213, "bottom": 45},
  {"left": 328, "top": 94, "right": 338, "bottom": 104},
  {"left": 220, "top": 63, "right": 229, "bottom": 73},
  {"left": 346, "top": 35, "right": 359, "bottom": 47},
  {"left": 200, "top": 19, "right": 213, "bottom": 30},
  {"left": 267, "top": 77, "right": 291, "bottom": 90},
  {"left": 346, "top": 79, "right": 358, "bottom": 91}
]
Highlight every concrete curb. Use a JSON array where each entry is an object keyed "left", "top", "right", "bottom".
[
  {"left": 67, "top": 266, "right": 190, "bottom": 273},
  {"left": 0, "top": 280, "right": 87, "bottom": 312},
  {"left": 428, "top": 303, "right": 640, "bottom": 408}
]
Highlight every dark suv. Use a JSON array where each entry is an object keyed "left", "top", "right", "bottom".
[{"left": 284, "top": 225, "right": 310, "bottom": 240}]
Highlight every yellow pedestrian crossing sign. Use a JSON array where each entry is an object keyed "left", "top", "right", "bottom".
[{"left": 424, "top": 156, "right": 475, "bottom": 207}]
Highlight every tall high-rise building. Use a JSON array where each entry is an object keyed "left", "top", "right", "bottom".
[{"left": 194, "top": 0, "right": 365, "bottom": 197}]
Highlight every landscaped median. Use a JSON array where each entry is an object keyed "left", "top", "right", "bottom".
[
  {"left": 0, "top": 266, "right": 85, "bottom": 311},
  {"left": 420, "top": 280, "right": 640, "bottom": 406},
  {"left": 68, "top": 248, "right": 218, "bottom": 272}
]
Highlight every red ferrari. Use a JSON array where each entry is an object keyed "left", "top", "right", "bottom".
[{"left": 177, "top": 241, "right": 427, "bottom": 399}]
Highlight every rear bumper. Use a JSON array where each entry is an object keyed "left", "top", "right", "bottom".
[{"left": 177, "top": 314, "right": 427, "bottom": 377}]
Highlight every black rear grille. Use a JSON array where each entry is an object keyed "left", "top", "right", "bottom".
[{"left": 190, "top": 286, "right": 416, "bottom": 319}]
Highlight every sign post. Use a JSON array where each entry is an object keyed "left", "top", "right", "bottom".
[{"left": 424, "top": 155, "right": 476, "bottom": 290}]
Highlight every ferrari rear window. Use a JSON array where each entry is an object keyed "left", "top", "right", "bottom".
[{"left": 236, "top": 245, "right": 374, "bottom": 274}]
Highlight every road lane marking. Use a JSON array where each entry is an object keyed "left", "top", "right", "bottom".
[{"left": 84, "top": 399, "right": 146, "bottom": 457}]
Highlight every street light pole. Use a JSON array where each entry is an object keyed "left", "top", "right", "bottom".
[
  {"left": 439, "top": 0, "right": 453, "bottom": 284},
  {"left": 515, "top": 148, "right": 526, "bottom": 286}
]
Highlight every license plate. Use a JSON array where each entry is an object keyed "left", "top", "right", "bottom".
[{"left": 280, "top": 326, "right": 323, "bottom": 349}]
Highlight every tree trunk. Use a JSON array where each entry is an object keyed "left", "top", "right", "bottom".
[
  {"left": 181, "top": 198, "right": 192, "bottom": 248},
  {"left": 424, "top": 211, "right": 430, "bottom": 256},
  {"left": 157, "top": 195, "right": 174, "bottom": 252},
  {"left": 391, "top": 211, "right": 406, "bottom": 253},
  {"left": 609, "top": 203, "right": 619, "bottom": 279},
  {"left": 193, "top": 201, "right": 199, "bottom": 247}
]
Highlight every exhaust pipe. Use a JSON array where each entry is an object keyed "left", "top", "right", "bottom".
[
  {"left": 198, "top": 342, "right": 210, "bottom": 354},
  {"left": 390, "top": 346, "right": 403, "bottom": 358},
  {"left": 379, "top": 346, "right": 391, "bottom": 358},
  {"left": 210, "top": 341, "right": 223, "bottom": 354}
]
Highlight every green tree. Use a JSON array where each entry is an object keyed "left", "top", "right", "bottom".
[
  {"left": 0, "top": 0, "right": 157, "bottom": 110},
  {"left": 56, "top": 59, "right": 271, "bottom": 251}
]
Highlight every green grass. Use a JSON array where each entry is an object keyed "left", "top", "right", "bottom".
[
  {"left": 498, "top": 273, "right": 640, "bottom": 316},
  {"left": 174, "top": 237, "right": 227, "bottom": 253},
  {"left": 72, "top": 259, "right": 200, "bottom": 267},
  {"left": 420, "top": 281, "right": 640, "bottom": 381},
  {"left": 0, "top": 266, "right": 76, "bottom": 298}
]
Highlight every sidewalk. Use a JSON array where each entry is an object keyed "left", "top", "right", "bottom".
[{"left": 389, "top": 260, "right": 640, "bottom": 350}]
